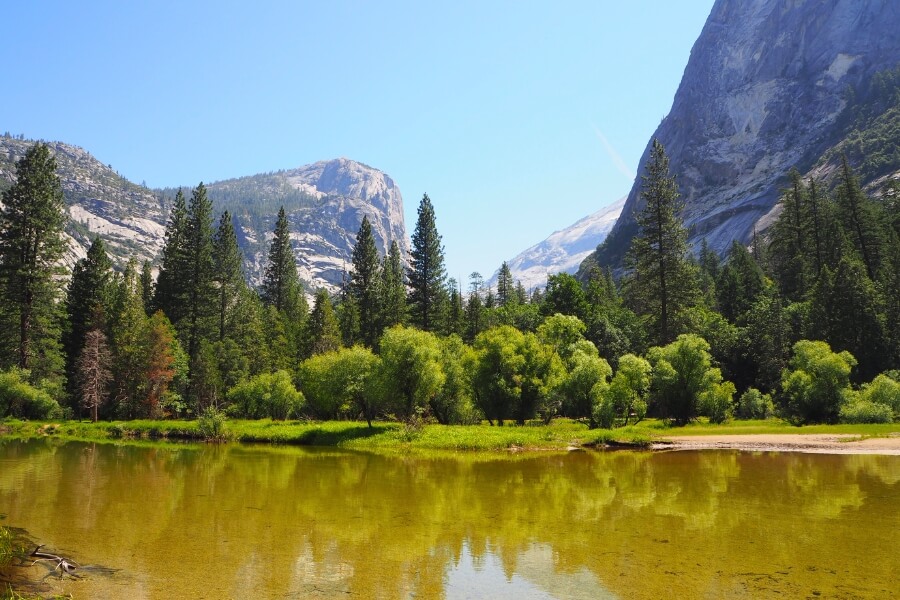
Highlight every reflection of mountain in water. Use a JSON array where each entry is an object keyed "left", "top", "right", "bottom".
[{"left": 443, "top": 542, "right": 616, "bottom": 600}]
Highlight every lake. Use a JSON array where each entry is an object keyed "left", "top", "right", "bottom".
[{"left": 1, "top": 439, "right": 898, "bottom": 598}]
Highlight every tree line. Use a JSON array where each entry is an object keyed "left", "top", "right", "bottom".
[{"left": 1, "top": 141, "right": 898, "bottom": 427}]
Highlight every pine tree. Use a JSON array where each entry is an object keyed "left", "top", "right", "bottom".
[
  {"left": 139, "top": 260, "right": 154, "bottom": 315},
  {"left": 76, "top": 328, "right": 112, "bottom": 422},
  {"left": 109, "top": 261, "right": 149, "bottom": 418},
  {"left": 153, "top": 189, "right": 189, "bottom": 321},
  {"left": 262, "top": 207, "right": 301, "bottom": 312},
  {"left": 378, "top": 241, "right": 407, "bottom": 331},
  {"left": 349, "top": 216, "right": 382, "bottom": 347},
  {"left": 212, "top": 211, "right": 245, "bottom": 342},
  {"left": 305, "top": 289, "right": 342, "bottom": 356},
  {"left": 623, "top": 139, "right": 698, "bottom": 345},
  {"left": 809, "top": 251, "right": 889, "bottom": 382},
  {"left": 446, "top": 278, "right": 465, "bottom": 336},
  {"left": 768, "top": 170, "right": 812, "bottom": 300},
  {"left": 64, "top": 237, "right": 114, "bottom": 402},
  {"left": 407, "top": 194, "right": 447, "bottom": 332},
  {"left": 183, "top": 183, "right": 217, "bottom": 367},
  {"left": 716, "top": 241, "right": 766, "bottom": 323},
  {"left": 496, "top": 261, "right": 514, "bottom": 307},
  {"left": 0, "top": 143, "right": 67, "bottom": 380},
  {"left": 835, "top": 155, "right": 884, "bottom": 280}
]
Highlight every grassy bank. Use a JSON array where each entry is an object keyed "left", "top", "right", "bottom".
[{"left": 3, "top": 417, "right": 899, "bottom": 452}]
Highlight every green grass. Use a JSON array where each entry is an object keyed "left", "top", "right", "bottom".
[{"left": 2, "top": 417, "right": 898, "bottom": 453}]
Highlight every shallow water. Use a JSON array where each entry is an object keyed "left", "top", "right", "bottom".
[{"left": 1, "top": 439, "right": 898, "bottom": 599}]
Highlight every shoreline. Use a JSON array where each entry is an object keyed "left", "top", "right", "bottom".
[{"left": 653, "top": 433, "right": 900, "bottom": 455}]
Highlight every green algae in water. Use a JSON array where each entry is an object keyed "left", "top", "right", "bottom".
[{"left": 0, "top": 439, "right": 897, "bottom": 598}]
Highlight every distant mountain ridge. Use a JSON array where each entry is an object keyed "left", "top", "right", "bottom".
[
  {"left": 0, "top": 135, "right": 408, "bottom": 292},
  {"left": 582, "top": 0, "right": 900, "bottom": 275},
  {"left": 488, "top": 197, "right": 623, "bottom": 291}
]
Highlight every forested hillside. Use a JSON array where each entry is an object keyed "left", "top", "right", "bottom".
[{"left": 1, "top": 141, "right": 898, "bottom": 430}]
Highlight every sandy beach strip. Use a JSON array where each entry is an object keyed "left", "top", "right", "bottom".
[{"left": 653, "top": 433, "right": 900, "bottom": 455}]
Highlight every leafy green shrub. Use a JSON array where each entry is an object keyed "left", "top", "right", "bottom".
[
  {"left": 781, "top": 340, "right": 856, "bottom": 424},
  {"left": 699, "top": 381, "right": 736, "bottom": 424},
  {"left": 0, "top": 368, "right": 61, "bottom": 419},
  {"left": 736, "top": 388, "right": 775, "bottom": 420},
  {"left": 592, "top": 393, "right": 615, "bottom": 429},
  {"left": 840, "top": 398, "right": 894, "bottom": 424},
  {"left": 226, "top": 370, "right": 305, "bottom": 420},
  {"left": 197, "top": 406, "right": 229, "bottom": 441},
  {"left": 858, "top": 374, "right": 900, "bottom": 419}
]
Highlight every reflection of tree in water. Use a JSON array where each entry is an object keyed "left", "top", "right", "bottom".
[{"left": 0, "top": 442, "right": 898, "bottom": 598}]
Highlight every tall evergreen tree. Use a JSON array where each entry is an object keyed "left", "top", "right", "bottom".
[
  {"left": 623, "top": 139, "right": 698, "bottom": 346},
  {"left": 378, "top": 241, "right": 407, "bottom": 331},
  {"left": 305, "top": 289, "right": 342, "bottom": 356},
  {"left": 348, "top": 216, "right": 382, "bottom": 347},
  {"left": 0, "top": 143, "right": 67, "bottom": 382},
  {"left": 496, "top": 261, "right": 514, "bottom": 307},
  {"left": 63, "top": 237, "right": 114, "bottom": 402},
  {"left": 212, "top": 211, "right": 245, "bottom": 342},
  {"left": 716, "top": 241, "right": 766, "bottom": 324},
  {"left": 809, "top": 252, "right": 888, "bottom": 382},
  {"left": 835, "top": 155, "right": 884, "bottom": 280},
  {"left": 183, "top": 183, "right": 217, "bottom": 367},
  {"left": 262, "top": 207, "right": 301, "bottom": 312},
  {"left": 407, "top": 194, "right": 447, "bottom": 332},
  {"left": 768, "top": 170, "right": 812, "bottom": 300},
  {"left": 153, "top": 190, "right": 189, "bottom": 321},
  {"left": 139, "top": 260, "right": 154, "bottom": 315}
]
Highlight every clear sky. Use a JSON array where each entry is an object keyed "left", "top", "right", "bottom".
[{"left": 3, "top": 0, "right": 714, "bottom": 283}]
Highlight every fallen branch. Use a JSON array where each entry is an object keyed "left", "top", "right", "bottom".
[{"left": 29, "top": 544, "right": 80, "bottom": 579}]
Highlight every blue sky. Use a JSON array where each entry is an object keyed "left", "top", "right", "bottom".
[{"left": 3, "top": 0, "right": 713, "bottom": 282}]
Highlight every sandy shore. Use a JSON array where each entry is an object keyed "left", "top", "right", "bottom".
[{"left": 653, "top": 433, "right": 900, "bottom": 455}]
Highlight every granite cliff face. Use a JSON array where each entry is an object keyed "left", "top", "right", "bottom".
[
  {"left": 210, "top": 158, "right": 409, "bottom": 291},
  {"left": 488, "top": 197, "right": 624, "bottom": 291},
  {"left": 585, "top": 0, "right": 900, "bottom": 272},
  {"left": 0, "top": 137, "right": 408, "bottom": 292},
  {"left": 0, "top": 137, "right": 167, "bottom": 268}
]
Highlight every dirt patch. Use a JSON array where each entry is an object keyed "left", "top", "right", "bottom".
[{"left": 653, "top": 433, "right": 900, "bottom": 455}]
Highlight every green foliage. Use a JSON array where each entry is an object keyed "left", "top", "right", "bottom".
[
  {"left": 562, "top": 342, "right": 611, "bottom": 426},
  {"left": 197, "top": 405, "right": 230, "bottom": 441},
  {"left": 624, "top": 139, "right": 699, "bottom": 346},
  {"left": 857, "top": 374, "right": 900, "bottom": 419},
  {"left": 647, "top": 334, "right": 722, "bottom": 425},
  {"left": 839, "top": 395, "right": 893, "bottom": 424},
  {"left": 348, "top": 216, "right": 383, "bottom": 347},
  {"left": 472, "top": 325, "right": 565, "bottom": 425},
  {"left": 0, "top": 142, "right": 67, "bottom": 383},
  {"left": 378, "top": 241, "right": 407, "bottom": 331},
  {"left": 304, "top": 289, "right": 342, "bottom": 357},
  {"left": 602, "top": 353, "right": 651, "bottom": 426},
  {"left": 781, "top": 340, "right": 856, "bottom": 424},
  {"left": 407, "top": 194, "right": 447, "bottom": 332},
  {"left": 226, "top": 370, "right": 305, "bottom": 420},
  {"left": 735, "top": 388, "right": 775, "bottom": 420},
  {"left": 0, "top": 367, "right": 61, "bottom": 419},
  {"left": 541, "top": 273, "right": 589, "bottom": 321},
  {"left": 699, "top": 380, "right": 736, "bottom": 424},
  {"left": 430, "top": 335, "right": 480, "bottom": 425},
  {"left": 299, "top": 346, "right": 381, "bottom": 425},
  {"left": 261, "top": 207, "right": 302, "bottom": 313},
  {"left": 716, "top": 240, "right": 766, "bottom": 323},
  {"left": 377, "top": 326, "right": 445, "bottom": 421}
]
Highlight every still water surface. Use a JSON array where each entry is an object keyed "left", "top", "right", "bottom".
[{"left": 1, "top": 439, "right": 898, "bottom": 599}]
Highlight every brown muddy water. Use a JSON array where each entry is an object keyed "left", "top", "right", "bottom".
[{"left": 0, "top": 438, "right": 898, "bottom": 599}]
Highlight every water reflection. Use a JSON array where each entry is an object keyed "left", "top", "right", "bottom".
[{"left": 0, "top": 439, "right": 898, "bottom": 598}]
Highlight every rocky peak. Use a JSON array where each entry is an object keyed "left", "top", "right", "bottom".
[{"left": 586, "top": 0, "right": 900, "bottom": 271}]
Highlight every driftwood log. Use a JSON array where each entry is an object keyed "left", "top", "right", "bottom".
[{"left": 29, "top": 545, "right": 80, "bottom": 579}]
